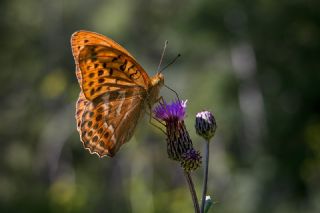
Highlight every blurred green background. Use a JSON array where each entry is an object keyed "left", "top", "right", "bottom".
[{"left": 1, "top": 0, "right": 320, "bottom": 212}]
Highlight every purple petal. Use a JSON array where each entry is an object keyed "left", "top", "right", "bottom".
[{"left": 154, "top": 100, "right": 187, "bottom": 121}]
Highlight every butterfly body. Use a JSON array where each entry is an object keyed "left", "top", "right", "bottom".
[{"left": 71, "top": 31, "right": 164, "bottom": 157}]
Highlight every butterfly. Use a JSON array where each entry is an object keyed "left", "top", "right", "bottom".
[{"left": 71, "top": 30, "right": 164, "bottom": 157}]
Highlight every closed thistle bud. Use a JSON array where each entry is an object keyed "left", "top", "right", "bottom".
[
  {"left": 195, "top": 111, "right": 217, "bottom": 141},
  {"left": 181, "top": 149, "right": 202, "bottom": 172}
]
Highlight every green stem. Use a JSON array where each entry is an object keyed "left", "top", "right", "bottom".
[
  {"left": 184, "top": 171, "right": 200, "bottom": 213},
  {"left": 200, "top": 140, "right": 210, "bottom": 213}
]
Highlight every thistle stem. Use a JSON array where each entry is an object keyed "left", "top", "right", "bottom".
[
  {"left": 184, "top": 171, "right": 200, "bottom": 213},
  {"left": 200, "top": 140, "right": 210, "bottom": 213}
]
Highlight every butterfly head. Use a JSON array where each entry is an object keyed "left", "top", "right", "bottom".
[
  {"left": 151, "top": 72, "right": 164, "bottom": 87},
  {"left": 148, "top": 73, "right": 164, "bottom": 105}
]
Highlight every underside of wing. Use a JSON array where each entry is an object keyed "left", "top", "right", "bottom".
[
  {"left": 78, "top": 45, "right": 151, "bottom": 101},
  {"left": 76, "top": 91, "right": 89, "bottom": 132},
  {"left": 76, "top": 87, "right": 146, "bottom": 157},
  {"left": 71, "top": 30, "right": 138, "bottom": 87},
  {"left": 71, "top": 30, "right": 134, "bottom": 59}
]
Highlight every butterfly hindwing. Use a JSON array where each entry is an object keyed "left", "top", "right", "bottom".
[
  {"left": 76, "top": 92, "right": 89, "bottom": 131},
  {"left": 77, "top": 87, "right": 146, "bottom": 157}
]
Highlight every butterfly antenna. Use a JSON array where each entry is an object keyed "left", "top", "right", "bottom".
[
  {"left": 157, "top": 40, "right": 168, "bottom": 73},
  {"left": 164, "top": 84, "right": 180, "bottom": 101},
  {"left": 159, "top": 54, "right": 181, "bottom": 73}
]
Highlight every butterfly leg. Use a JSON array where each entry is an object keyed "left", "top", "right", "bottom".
[
  {"left": 150, "top": 96, "right": 167, "bottom": 126},
  {"left": 146, "top": 106, "right": 166, "bottom": 134},
  {"left": 157, "top": 96, "right": 165, "bottom": 105}
]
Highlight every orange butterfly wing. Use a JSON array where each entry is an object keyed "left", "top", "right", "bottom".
[
  {"left": 76, "top": 88, "right": 146, "bottom": 157},
  {"left": 71, "top": 31, "right": 153, "bottom": 157},
  {"left": 78, "top": 45, "right": 150, "bottom": 101},
  {"left": 71, "top": 30, "right": 135, "bottom": 86}
]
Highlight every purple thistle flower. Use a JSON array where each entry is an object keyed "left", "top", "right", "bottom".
[
  {"left": 154, "top": 100, "right": 202, "bottom": 170},
  {"left": 154, "top": 100, "right": 202, "bottom": 212},
  {"left": 154, "top": 100, "right": 187, "bottom": 122}
]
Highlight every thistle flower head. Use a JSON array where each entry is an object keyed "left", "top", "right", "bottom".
[
  {"left": 154, "top": 100, "right": 187, "bottom": 122},
  {"left": 181, "top": 149, "right": 202, "bottom": 171},
  {"left": 195, "top": 111, "right": 217, "bottom": 141},
  {"left": 154, "top": 99, "right": 202, "bottom": 171}
]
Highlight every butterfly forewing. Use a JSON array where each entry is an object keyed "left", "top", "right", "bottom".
[
  {"left": 71, "top": 31, "right": 135, "bottom": 86},
  {"left": 71, "top": 30, "right": 134, "bottom": 59},
  {"left": 78, "top": 45, "right": 150, "bottom": 101}
]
